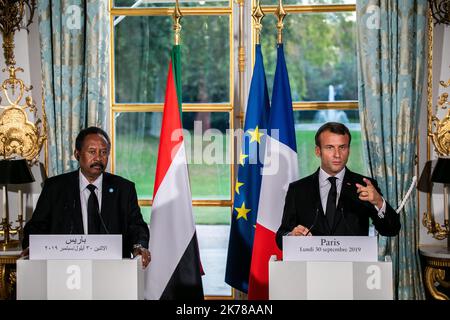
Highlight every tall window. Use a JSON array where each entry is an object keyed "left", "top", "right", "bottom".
[
  {"left": 110, "top": 0, "right": 234, "bottom": 297},
  {"left": 257, "top": 0, "right": 363, "bottom": 178},
  {"left": 110, "top": 0, "right": 361, "bottom": 298}
]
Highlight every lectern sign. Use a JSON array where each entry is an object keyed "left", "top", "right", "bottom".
[
  {"left": 283, "top": 236, "right": 378, "bottom": 262},
  {"left": 29, "top": 235, "right": 122, "bottom": 260}
]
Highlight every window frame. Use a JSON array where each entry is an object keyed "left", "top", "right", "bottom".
[
  {"left": 250, "top": 2, "right": 358, "bottom": 116},
  {"left": 109, "top": 0, "right": 358, "bottom": 299},
  {"left": 109, "top": 0, "right": 236, "bottom": 299}
]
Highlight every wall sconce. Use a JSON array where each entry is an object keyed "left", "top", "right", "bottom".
[
  {"left": 430, "top": 158, "right": 450, "bottom": 249},
  {"left": 424, "top": 62, "right": 450, "bottom": 244}
]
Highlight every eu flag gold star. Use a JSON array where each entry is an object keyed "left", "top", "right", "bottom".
[
  {"left": 235, "top": 180, "right": 244, "bottom": 194},
  {"left": 239, "top": 152, "right": 248, "bottom": 166},
  {"left": 235, "top": 202, "right": 251, "bottom": 221},
  {"left": 248, "top": 126, "right": 264, "bottom": 144}
]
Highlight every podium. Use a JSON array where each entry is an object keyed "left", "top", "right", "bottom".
[
  {"left": 16, "top": 258, "right": 144, "bottom": 300},
  {"left": 269, "top": 236, "right": 393, "bottom": 300},
  {"left": 269, "top": 256, "right": 393, "bottom": 300}
]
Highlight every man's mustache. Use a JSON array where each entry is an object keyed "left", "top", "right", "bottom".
[{"left": 90, "top": 162, "right": 105, "bottom": 170}]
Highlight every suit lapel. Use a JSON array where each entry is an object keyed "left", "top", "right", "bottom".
[
  {"left": 100, "top": 172, "right": 114, "bottom": 232},
  {"left": 70, "top": 171, "right": 84, "bottom": 234},
  {"left": 339, "top": 168, "right": 354, "bottom": 207},
  {"left": 312, "top": 169, "right": 324, "bottom": 214}
]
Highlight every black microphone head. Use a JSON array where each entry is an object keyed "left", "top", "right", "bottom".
[
  {"left": 306, "top": 207, "right": 320, "bottom": 236},
  {"left": 97, "top": 212, "right": 110, "bottom": 234},
  {"left": 338, "top": 206, "right": 356, "bottom": 236}
]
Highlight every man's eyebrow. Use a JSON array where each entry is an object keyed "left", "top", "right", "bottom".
[{"left": 323, "top": 144, "right": 348, "bottom": 148}]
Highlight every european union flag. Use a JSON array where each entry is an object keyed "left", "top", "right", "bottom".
[
  {"left": 248, "top": 43, "right": 298, "bottom": 300},
  {"left": 225, "top": 44, "right": 270, "bottom": 293}
]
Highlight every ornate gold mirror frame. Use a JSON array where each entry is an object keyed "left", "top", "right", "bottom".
[{"left": 423, "top": 6, "right": 450, "bottom": 240}]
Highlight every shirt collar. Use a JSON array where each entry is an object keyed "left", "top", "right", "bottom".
[
  {"left": 79, "top": 169, "right": 103, "bottom": 191},
  {"left": 319, "top": 167, "right": 346, "bottom": 185}
]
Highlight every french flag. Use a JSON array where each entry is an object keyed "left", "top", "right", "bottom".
[{"left": 248, "top": 44, "right": 298, "bottom": 300}]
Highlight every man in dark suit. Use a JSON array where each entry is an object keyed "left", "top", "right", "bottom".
[
  {"left": 22, "top": 127, "right": 151, "bottom": 267},
  {"left": 276, "top": 122, "right": 400, "bottom": 250}
]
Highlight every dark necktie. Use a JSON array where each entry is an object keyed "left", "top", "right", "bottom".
[
  {"left": 326, "top": 176, "right": 337, "bottom": 229},
  {"left": 87, "top": 184, "right": 100, "bottom": 234}
]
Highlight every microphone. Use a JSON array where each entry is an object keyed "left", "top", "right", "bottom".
[
  {"left": 339, "top": 206, "right": 356, "bottom": 236},
  {"left": 305, "top": 207, "right": 320, "bottom": 236},
  {"left": 67, "top": 199, "right": 76, "bottom": 234},
  {"left": 97, "top": 211, "right": 110, "bottom": 234}
]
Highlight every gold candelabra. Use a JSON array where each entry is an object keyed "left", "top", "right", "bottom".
[
  {"left": 0, "top": 66, "right": 43, "bottom": 250},
  {"left": 0, "top": 0, "right": 44, "bottom": 250},
  {"left": 0, "top": 190, "right": 25, "bottom": 250}
]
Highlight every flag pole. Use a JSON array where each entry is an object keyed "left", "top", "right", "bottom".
[
  {"left": 172, "top": 0, "right": 183, "bottom": 114},
  {"left": 275, "top": 0, "right": 286, "bottom": 44},
  {"left": 146, "top": 0, "right": 204, "bottom": 300},
  {"left": 252, "top": 0, "right": 265, "bottom": 45},
  {"left": 226, "top": 1, "right": 271, "bottom": 296},
  {"left": 173, "top": 0, "right": 182, "bottom": 45},
  {"left": 237, "top": 0, "right": 245, "bottom": 133}
]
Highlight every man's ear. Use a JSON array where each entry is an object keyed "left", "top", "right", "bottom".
[
  {"left": 74, "top": 150, "right": 80, "bottom": 161},
  {"left": 315, "top": 146, "right": 321, "bottom": 158}
]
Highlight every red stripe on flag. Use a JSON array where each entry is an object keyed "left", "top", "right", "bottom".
[
  {"left": 248, "top": 223, "right": 282, "bottom": 300},
  {"left": 153, "top": 59, "right": 183, "bottom": 198}
]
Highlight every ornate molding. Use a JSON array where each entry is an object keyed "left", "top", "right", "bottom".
[
  {"left": 0, "top": 1, "right": 36, "bottom": 67},
  {"left": 429, "top": 75, "right": 450, "bottom": 156},
  {"left": 0, "top": 66, "right": 47, "bottom": 165}
]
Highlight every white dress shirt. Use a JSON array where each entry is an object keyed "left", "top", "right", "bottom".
[
  {"left": 79, "top": 170, "right": 103, "bottom": 234},
  {"left": 319, "top": 167, "right": 345, "bottom": 215}
]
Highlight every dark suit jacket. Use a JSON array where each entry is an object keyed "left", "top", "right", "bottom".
[
  {"left": 23, "top": 170, "right": 149, "bottom": 258},
  {"left": 275, "top": 168, "right": 401, "bottom": 250}
]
